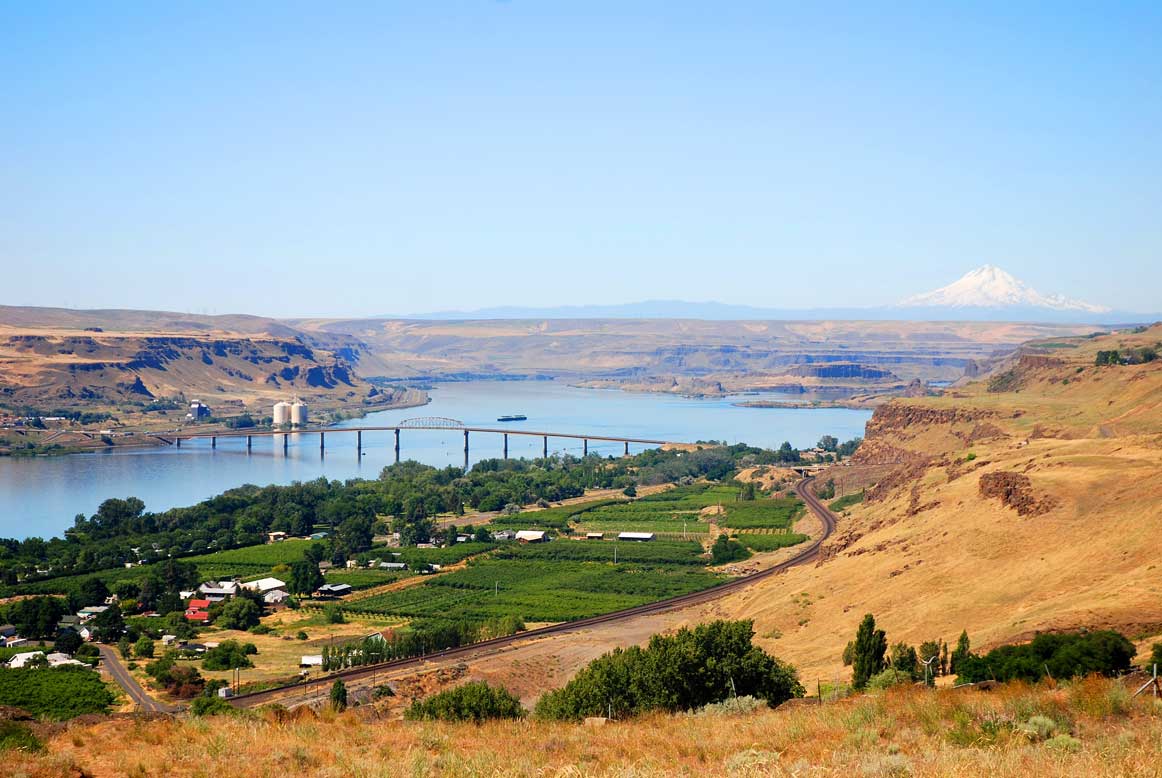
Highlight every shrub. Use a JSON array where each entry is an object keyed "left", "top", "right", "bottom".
[
  {"left": 866, "top": 668, "right": 910, "bottom": 691},
  {"left": 248, "top": 624, "right": 273, "bottom": 635},
  {"left": 190, "top": 696, "right": 235, "bottom": 717},
  {"left": 692, "top": 695, "right": 766, "bottom": 716},
  {"left": 956, "top": 630, "right": 1136, "bottom": 684},
  {"left": 134, "top": 637, "right": 155, "bottom": 659},
  {"left": 324, "top": 604, "right": 346, "bottom": 624},
  {"left": 535, "top": 620, "right": 802, "bottom": 720},
  {"left": 406, "top": 681, "right": 525, "bottom": 723},
  {"left": 330, "top": 679, "right": 348, "bottom": 712},
  {"left": 214, "top": 598, "right": 261, "bottom": 631},
  {"left": 202, "top": 641, "right": 257, "bottom": 671},
  {"left": 296, "top": 631, "right": 309, "bottom": 640},
  {"left": 0, "top": 720, "right": 43, "bottom": 752},
  {"left": 711, "top": 535, "right": 749, "bottom": 565}
]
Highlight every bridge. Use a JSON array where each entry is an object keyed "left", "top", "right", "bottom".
[{"left": 158, "top": 417, "right": 679, "bottom": 468}]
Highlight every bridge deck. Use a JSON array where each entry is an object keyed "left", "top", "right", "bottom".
[{"left": 170, "top": 425, "right": 676, "bottom": 446}]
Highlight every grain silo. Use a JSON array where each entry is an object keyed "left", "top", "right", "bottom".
[
  {"left": 272, "top": 401, "right": 291, "bottom": 427},
  {"left": 290, "top": 400, "right": 308, "bottom": 427}
]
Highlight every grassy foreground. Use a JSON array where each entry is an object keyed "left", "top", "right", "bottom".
[{"left": 8, "top": 677, "right": 1162, "bottom": 776}]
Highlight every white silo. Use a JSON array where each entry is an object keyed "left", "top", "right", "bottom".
[
  {"left": 273, "top": 401, "right": 291, "bottom": 427},
  {"left": 290, "top": 400, "right": 308, "bottom": 427}
]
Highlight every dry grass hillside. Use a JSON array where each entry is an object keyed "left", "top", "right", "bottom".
[
  {"left": 714, "top": 324, "right": 1162, "bottom": 684},
  {"left": 8, "top": 676, "right": 1162, "bottom": 776}
]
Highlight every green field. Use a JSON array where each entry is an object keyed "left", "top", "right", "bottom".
[
  {"left": 319, "top": 569, "right": 409, "bottom": 590},
  {"left": 719, "top": 498, "right": 804, "bottom": 530},
  {"left": 0, "top": 667, "right": 114, "bottom": 720},
  {"left": 343, "top": 540, "right": 719, "bottom": 622},
  {"left": 736, "top": 533, "right": 810, "bottom": 552}
]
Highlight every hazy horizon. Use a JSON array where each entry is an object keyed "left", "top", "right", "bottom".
[{"left": 3, "top": 3, "right": 1160, "bottom": 317}]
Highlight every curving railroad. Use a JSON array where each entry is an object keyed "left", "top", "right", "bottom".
[{"left": 228, "top": 476, "right": 837, "bottom": 709}]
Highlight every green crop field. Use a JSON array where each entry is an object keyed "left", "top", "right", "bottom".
[
  {"left": 719, "top": 498, "right": 804, "bottom": 529},
  {"left": 571, "top": 520, "right": 709, "bottom": 535},
  {"left": 0, "top": 667, "right": 114, "bottom": 720},
  {"left": 186, "top": 539, "right": 317, "bottom": 570},
  {"left": 343, "top": 540, "right": 720, "bottom": 622},
  {"left": 390, "top": 542, "right": 496, "bottom": 567},
  {"left": 735, "top": 533, "right": 809, "bottom": 552},
  {"left": 487, "top": 499, "right": 625, "bottom": 529},
  {"left": 321, "top": 569, "right": 409, "bottom": 590}
]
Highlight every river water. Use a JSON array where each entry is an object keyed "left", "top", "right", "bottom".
[{"left": 0, "top": 381, "right": 871, "bottom": 540}]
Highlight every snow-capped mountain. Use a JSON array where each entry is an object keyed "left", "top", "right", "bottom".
[{"left": 899, "top": 265, "right": 1110, "bottom": 314}]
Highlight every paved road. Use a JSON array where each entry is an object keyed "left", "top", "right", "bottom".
[
  {"left": 232, "top": 476, "right": 838, "bottom": 710},
  {"left": 97, "top": 644, "right": 177, "bottom": 714}
]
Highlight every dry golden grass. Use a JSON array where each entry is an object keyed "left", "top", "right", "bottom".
[{"left": 9, "top": 678, "right": 1162, "bottom": 777}]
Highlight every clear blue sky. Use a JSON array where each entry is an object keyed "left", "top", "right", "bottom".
[{"left": 2, "top": 2, "right": 1159, "bottom": 316}]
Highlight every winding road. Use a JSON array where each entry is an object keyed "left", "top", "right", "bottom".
[{"left": 228, "top": 476, "right": 838, "bottom": 710}]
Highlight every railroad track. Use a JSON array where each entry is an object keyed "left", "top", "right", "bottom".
[{"left": 230, "top": 476, "right": 836, "bottom": 709}]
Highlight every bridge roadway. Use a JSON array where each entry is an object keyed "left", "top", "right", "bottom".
[
  {"left": 226, "top": 476, "right": 836, "bottom": 711},
  {"left": 160, "top": 419, "right": 679, "bottom": 464}
]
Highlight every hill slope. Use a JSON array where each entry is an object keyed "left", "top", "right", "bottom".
[{"left": 716, "top": 324, "right": 1162, "bottom": 681}]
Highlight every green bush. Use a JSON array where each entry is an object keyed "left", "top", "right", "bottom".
[
  {"left": 202, "top": 641, "right": 257, "bottom": 671},
  {"left": 406, "top": 681, "right": 525, "bottom": 723},
  {"left": 0, "top": 720, "right": 43, "bottom": 752},
  {"left": 711, "top": 535, "right": 749, "bottom": 565},
  {"left": 535, "top": 620, "right": 802, "bottom": 720},
  {"left": 190, "top": 696, "right": 235, "bottom": 717},
  {"left": 737, "top": 533, "right": 808, "bottom": 552},
  {"left": 956, "top": 630, "right": 1136, "bottom": 684}
]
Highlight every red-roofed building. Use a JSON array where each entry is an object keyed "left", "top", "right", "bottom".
[{"left": 185, "top": 599, "right": 212, "bottom": 623}]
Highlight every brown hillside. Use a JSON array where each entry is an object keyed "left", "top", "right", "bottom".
[{"left": 713, "top": 324, "right": 1162, "bottom": 683}]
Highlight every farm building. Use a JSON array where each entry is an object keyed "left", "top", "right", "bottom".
[
  {"left": 378, "top": 562, "right": 408, "bottom": 571},
  {"left": 618, "top": 532, "right": 656, "bottom": 542},
  {"left": 241, "top": 577, "right": 287, "bottom": 594},
  {"left": 515, "top": 530, "right": 548, "bottom": 543},
  {"left": 585, "top": 532, "right": 605, "bottom": 540},
  {"left": 300, "top": 655, "right": 323, "bottom": 668},
  {"left": 316, "top": 583, "right": 353, "bottom": 597},
  {"left": 492, "top": 529, "right": 516, "bottom": 541},
  {"left": 185, "top": 599, "right": 212, "bottom": 623},
  {"left": 263, "top": 589, "right": 290, "bottom": 606}
]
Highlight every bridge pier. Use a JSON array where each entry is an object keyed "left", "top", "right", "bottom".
[
  {"left": 463, "top": 430, "right": 469, "bottom": 471},
  {"left": 356, "top": 430, "right": 362, "bottom": 457},
  {"left": 394, "top": 429, "right": 400, "bottom": 464},
  {"left": 211, "top": 436, "right": 216, "bottom": 449},
  {"left": 176, "top": 437, "right": 181, "bottom": 448},
  {"left": 283, "top": 433, "right": 289, "bottom": 453},
  {"left": 543, "top": 435, "right": 548, "bottom": 459},
  {"left": 624, "top": 441, "right": 629, "bottom": 456},
  {"left": 246, "top": 435, "right": 252, "bottom": 452},
  {"left": 503, "top": 433, "right": 508, "bottom": 460},
  {"left": 319, "top": 432, "right": 325, "bottom": 453},
  {"left": 583, "top": 438, "right": 588, "bottom": 457}
]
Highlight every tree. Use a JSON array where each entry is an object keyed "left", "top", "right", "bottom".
[
  {"left": 330, "top": 679, "right": 348, "bottom": 712},
  {"left": 76, "top": 577, "right": 110, "bottom": 608},
  {"left": 215, "top": 598, "right": 261, "bottom": 631},
  {"left": 918, "top": 640, "right": 941, "bottom": 683},
  {"left": 739, "top": 481, "right": 757, "bottom": 501},
  {"left": 336, "top": 515, "right": 374, "bottom": 556},
  {"left": 841, "top": 640, "right": 855, "bottom": 667},
  {"left": 817, "top": 435, "right": 838, "bottom": 452},
  {"left": 940, "top": 640, "right": 949, "bottom": 676},
  {"left": 92, "top": 604, "right": 126, "bottom": 642},
  {"left": 54, "top": 629, "right": 83, "bottom": 656},
  {"left": 473, "top": 525, "right": 492, "bottom": 544},
  {"left": 8, "top": 597, "right": 67, "bottom": 640},
  {"left": 289, "top": 560, "right": 323, "bottom": 596},
  {"left": 117, "top": 636, "right": 133, "bottom": 659},
  {"left": 711, "top": 534, "right": 749, "bottom": 565},
  {"left": 851, "top": 614, "right": 888, "bottom": 689},
  {"left": 134, "top": 637, "right": 155, "bottom": 659},
  {"left": 890, "top": 642, "right": 919, "bottom": 681},
  {"left": 950, "top": 630, "right": 971, "bottom": 675}
]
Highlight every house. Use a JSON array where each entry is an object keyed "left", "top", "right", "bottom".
[
  {"left": 378, "top": 562, "right": 407, "bottom": 571},
  {"left": 585, "top": 532, "right": 605, "bottom": 540},
  {"left": 77, "top": 605, "right": 109, "bottom": 622},
  {"left": 456, "top": 535, "right": 470, "bottom": 543},
  {"left": 7, "top": 651, "right": 46, "bottom": 669},
  {"left": 317, "top": 561, "right": 334, "bottom": 571},
  {"left": 161, "top": 634, "right": 178, "bottom": 646},
  {"left": 300, "top": 655, "right": 323, "bottom": 668},
  {"left": 515, "top": 530, "right": 548, "bottom": 544},
  {"left": 45, "top": 652, "right": 87, "bottom": 668},
  {"left": 198, "top": 580, "right": 239, "bottom": 601},
  {"left": 185, "top": 598, "right": 212, "bottom": 623},
  {"left": 0, "top": 624, "right": 16, "bottom": 640},
  {"left": 308, "top": 531, "right": 329, "bottom": 541},
  {"left": 263, "top": 589, "right": 290, "bottom": 606},
  {"left": 316, "top": 583, "right": 352, "bottom": 597},
  {"left": 492, "top": 529, "right": 516, "bottom": 541},
  {"left": 346, "top": 560, "right": 359, "bottom": 569},
  {"left": 240, "top": 577, "right": 287, "bottom": 595},
  {"left": 267, "top": 531, "right": 288, "bottom": 543},
  {"left": 618, "top": 532, "right": 656, "bottom": 542}
]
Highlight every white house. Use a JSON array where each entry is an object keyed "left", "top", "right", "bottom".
[
  {"left": 263, "top": 589, "right": 290, "bottom": 606},
  {"left": 618, "top": 532, "right": 656, "bottom": 542},
  {"left": 515, "top": 530, "right": 548, "bottom": 543},
  {"left": 300, "top": 655, "right": 323, "bottom": 668},
  {"left": 7, "top": 651, "right": 45, "bottom": 669},
  {"left": 241, "top": 577, "right": 287, "bottom": 595}
]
